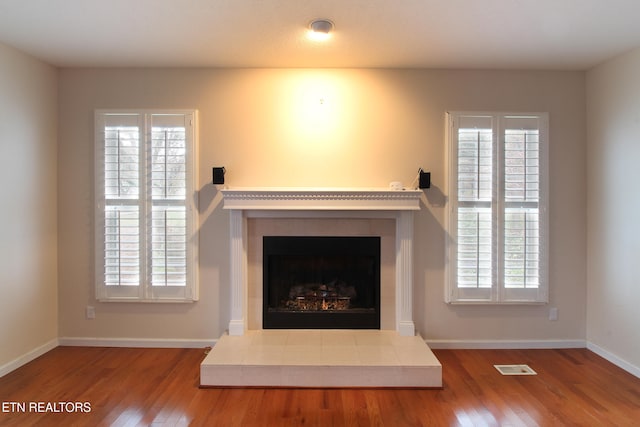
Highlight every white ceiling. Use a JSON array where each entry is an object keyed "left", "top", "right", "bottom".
[{"left": 0, "top": 0, "right": 639, "bottom": 70}]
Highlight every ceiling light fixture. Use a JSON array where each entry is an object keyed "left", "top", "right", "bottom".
[{"left": 308, "top": 19, "right": 334, "bottom": 41}]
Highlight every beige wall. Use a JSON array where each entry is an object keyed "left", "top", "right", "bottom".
[
  {"left": 586, "top": 48, "right": 640, "bottom": 372},
  {"left": 57, "top": 68, "right": 586, "bottom": 344},
  {"left": 0, "top": 42, "right": 58, "bottom": 371}
]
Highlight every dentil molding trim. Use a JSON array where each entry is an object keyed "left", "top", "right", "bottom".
[{"left": 221, "top": 187, "right": 423, "bottom": 211}]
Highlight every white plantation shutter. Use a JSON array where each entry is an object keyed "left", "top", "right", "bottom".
[
  {"left": 453, "top": 116, "right": 495, "bottom": 299},
  {"left": 502, "top": 118, "right": 543, "bottom": 301},
  {"left": 150, "top": 115, "right": 188, "bottom": 288},
  {"left": 95, "top": 111, "right": 198, "bottom": 301},
  {"left": 447, "top": 112, "right": 548, "bottom": 303},
  {"left": 100, "top": 114, "right": 143, "bottom": 295}
]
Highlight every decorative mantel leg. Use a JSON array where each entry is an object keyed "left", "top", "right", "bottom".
[
  {"left": 396, "top": 211, "right": 416, "bottom": 336},
  {"left": 228, "top": 209, "right": 246, "bottom": 336}
]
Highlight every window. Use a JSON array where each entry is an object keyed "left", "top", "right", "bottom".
[
  {"left": 446, "top": 112, "right": 548, "bottom": 303},
  {"left": 95, "top": 110, "right": 198, "bottom": 301}
]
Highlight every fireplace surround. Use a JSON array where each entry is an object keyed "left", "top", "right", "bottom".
[{"left": 221, "top": 188, "right": 423, "bottom": 336}]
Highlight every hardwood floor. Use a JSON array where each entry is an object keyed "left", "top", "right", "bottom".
[{"left": 0, "top": 346, "right": 638, "bottom": 426}]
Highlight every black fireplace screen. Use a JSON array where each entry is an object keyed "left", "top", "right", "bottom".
[{"left": 263, "top": 236, "right": 381, "bottom": 329}]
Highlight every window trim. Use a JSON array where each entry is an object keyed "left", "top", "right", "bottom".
[
  {"left": 445, "top": 111, "right": 549, "bottom": 304},
  {"left": 94, "top": 109, "right": 199, "bottom": 302}
]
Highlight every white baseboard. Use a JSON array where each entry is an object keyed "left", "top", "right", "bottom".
[
  {"left": 0, "top": 338, "right": 59, "bottom": 378},
  {"left": 58, "top": 337, "right": 217, "bottom": 348},
  {"left": 426, "top": 339, "right": 586, "bottom": 350},
  {"left": 587, "top": 341, "right": 640, "bottom": 379}
]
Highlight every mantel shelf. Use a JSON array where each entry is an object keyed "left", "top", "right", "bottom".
[{"left": 221, "top": 187, "right": 423, "bottom": 211}]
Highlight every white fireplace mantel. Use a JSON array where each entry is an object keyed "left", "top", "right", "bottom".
[
  {"left": 221, "top": 187, "right": 422, "bottom": 211},
  {"left": 221, "top": 187, "right": 423, "bottom": 337}
]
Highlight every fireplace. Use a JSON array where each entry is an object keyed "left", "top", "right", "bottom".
[
  {"left": 201, "top": 188, "right": 443, "bottom": 389},
  {"left": 221, "top": 188, "right": 422, "bottom": 336},
  {"left": 263, "top": 236, "right": 381, "bottom": 329}
]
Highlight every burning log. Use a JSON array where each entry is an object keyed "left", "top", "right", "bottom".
[
  {"left": 284, "top": 295, "right": 351, "bottom": 311},
  {"left": 282, "top": 281, "right": 354, "bottom": 311}
]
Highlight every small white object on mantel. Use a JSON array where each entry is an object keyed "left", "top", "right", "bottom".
[
  {"left": 389, "top": 181, "right": 403, "bottom": 190},
  {"left": 220, "top": 187, "right": 423, "bottom": 337}
]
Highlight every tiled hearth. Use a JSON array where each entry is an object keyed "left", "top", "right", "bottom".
[
  {"left": 200, "top": 188, "right": 442, "bottom": 388},
  {"left": 201, "top": 330, "right": 442, "bottom": 387}
]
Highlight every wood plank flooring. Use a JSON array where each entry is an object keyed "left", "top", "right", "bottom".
[{"left": 0, "top": 346, "right": 638, "bottom": 426}]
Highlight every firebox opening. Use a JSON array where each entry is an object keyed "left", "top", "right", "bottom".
[{"left": 263, "top": 236, "right": 381, "bottom": 329}]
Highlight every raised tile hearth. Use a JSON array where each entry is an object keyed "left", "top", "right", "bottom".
[{"left": 200, "top": 330, "right": 442, "bottom": 388}]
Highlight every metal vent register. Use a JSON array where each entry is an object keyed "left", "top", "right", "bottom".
[{"left": 494, "top": 364, "right": 537, "bottom": 375}]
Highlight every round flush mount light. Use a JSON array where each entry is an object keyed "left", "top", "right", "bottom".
[{"left": 308, "top": 19, "right": 334, "bottom": 41}]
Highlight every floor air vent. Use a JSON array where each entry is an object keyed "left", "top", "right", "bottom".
[{"left": 494, "top": 364, "right": 537, "bottom": 375}]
